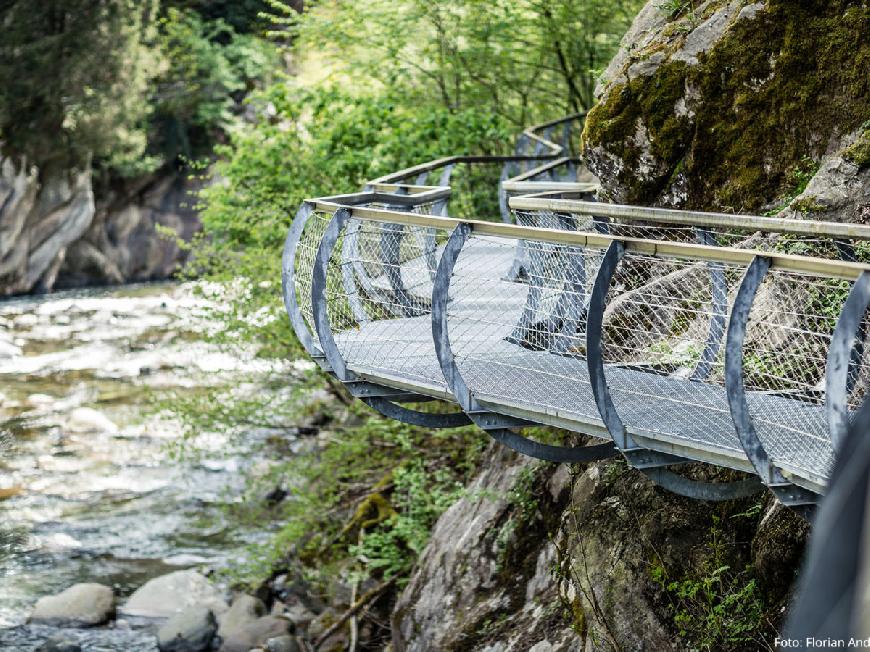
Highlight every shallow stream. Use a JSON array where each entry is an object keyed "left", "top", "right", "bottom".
[{"left": 0, "top": 283, "right": 286, "bottom": 650}]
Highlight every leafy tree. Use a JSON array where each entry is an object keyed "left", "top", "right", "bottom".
[
  {"left": 291, "top": 0, "right": 643, "bottom": 126},
  {"left": 193, "top": 83, "right": 511, "bottom": 357},
  {"left": 161, "top": 0, "right": 282, "bottom": 35},
  {"left": 150, "top": 7, "right": 279, "bottom": 166},
  {"left": 0, "top": 0, "right": 160, "bottom": 173}
]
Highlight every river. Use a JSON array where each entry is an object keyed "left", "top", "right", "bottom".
[{"left": 0, "top": 282, "right": 291, "bottom": 650}]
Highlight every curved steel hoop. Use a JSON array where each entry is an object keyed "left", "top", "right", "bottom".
[
  {"left": 586, "top": 241, "right": 629, "bottom": 448},
  {"left": 725, "top": 256, "right": 817, "bottom": 509},
  {"left": 432, "top": 222, "right": 617, "bottom": 463},
  {"left": 340, "top": 220, "right": 374, "bottom": 324},
  {"left": 311, "top": 208, "right": 354, "bottom": 381},
  {"left": 431, "top": 222, "right": 477, "bottom": 409},
  {"left": 380, "top": 222, "right": 426, "bottom": 317},
  {"left": 282, "top": 201, "right": 323, "bottom": 359},
  {"left": 826, "top": 270, "right": 870, "bottom": 449},
  {"left": 724, "top": 256, "right": 779, "bottom": 483},
  {"left": 362, "top": 397, "right": 471, "bottom": 428},
  {"left": 509, "top": 212, "right": 587, "bottom": 351},
  {"left": 645, "top": 468, "right": 763, "bottom": 501}
]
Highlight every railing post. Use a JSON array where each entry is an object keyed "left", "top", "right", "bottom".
[
  {"left": 725, "top": 255, "right": 817, "bottom": 511},
  {"left": 380, "top": 189, "right": 426, "bottom": 317},
  {"left": 826, "top": 270, "right": 870, "bottom": 449},
  {"left": 343, "top": 218, "right": 388, "bottom": 320},
  {"left": 282, "top": 201, "right": 323, "bottom": 359},
  {"left": 692, "top": 228, "right": 727, "bottom": 382}
]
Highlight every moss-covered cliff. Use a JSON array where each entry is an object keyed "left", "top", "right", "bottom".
[{"left": 583, "top": 0, "right": 870, "bottom": 212}]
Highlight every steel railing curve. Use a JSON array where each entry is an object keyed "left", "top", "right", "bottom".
[{"left": 430, "top": 221, "right": 618, "bottom": 463}]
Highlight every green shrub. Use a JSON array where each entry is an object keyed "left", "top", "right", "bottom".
[{"left": 650, "top": 515, "right": 769, "bottom": 651}]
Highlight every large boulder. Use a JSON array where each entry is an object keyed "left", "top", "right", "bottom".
[
  {"left": 391, "top": 444, "right": 586, "bottom": 651},
  {"left": 120, "top": 570, "right": 228, "bottom": 620},
  {"left": 780, "top": 126, "right": 870, "bottom": 223},
  {"left": 29, "top": 583, "right": 115, "bottom": 627},
  {"left": 157, "top": 605, "right": 217, "bottom": 652},
  {"left": 391, "top": 438, "right": 804, "bottom": 651},
  {"left": 582, "top": 0, "right": 870, "bottom": 212},
  {"left": 217, "top": 594, "right": 267, "bottom": 641},
  {"left": 218, "top": 615, "right": 291, "bottom": 652}
]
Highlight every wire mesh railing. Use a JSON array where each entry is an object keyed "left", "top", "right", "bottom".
[{"left": 282, "top": 115, "right": 870, "bottom": 512}]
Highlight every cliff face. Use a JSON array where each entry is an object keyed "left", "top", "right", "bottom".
[
  {"left": 392, "top": 446, "right": 807, "bottom": 651},
  {"left": 0, "top": 160, "right": 94, "bottom": 294},
  {"left": 0, "top": 159, "right": 200, "bottom": 296},
  {"left": 56, "top": 173, "right": 201, "bottom": 290},
  {"left": 582, "top": 0, "right": 870, "bottom": 214}
]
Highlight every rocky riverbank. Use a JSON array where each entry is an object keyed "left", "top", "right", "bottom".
[
  {"left": 0, "top": 283, "right": 314, "bottom": 651},
  {"left": 14, "top": 569, "right": 303, "bottom": 652}
]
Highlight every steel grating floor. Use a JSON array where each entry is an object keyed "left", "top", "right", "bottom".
[
  {"left": 329, "top": 235, "right": 834, "bottom": 492},
  {"left": 335, "top": 313, "right": 834, "bottom": 492}
]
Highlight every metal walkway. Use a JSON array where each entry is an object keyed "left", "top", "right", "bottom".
[{"left": 282, "top": 115, "right": 870, "bottom": 512}]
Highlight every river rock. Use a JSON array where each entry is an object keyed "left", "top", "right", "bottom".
[
  {"left": 283, "top": 604, "right": 315, "bottom": 629},
  {"left": 217, "top": 594, "right": 266, "bottom": 639},
  {"left": 0, "top": 335, "right": 20, "bottom": 358},
  {"left": 29, "top": 583, "right": 115, "bottom": 627},
  {"left": 156, "top": 605, "right": 217, "bottom": 652},
  {"left": 265, "top": 635, "right": 301, "bottom": 652},
  {"left": 218, "top": 616, "right": 290, "bottom": 652},
  {"left": 65, "top": 407, "right": 118, "bottom": 434},
  {"left": 26, "top": 393, "right": 54, "bottom": 408},
  {"left": 120, "top": 570, "right": 228, "bottom": 620}
]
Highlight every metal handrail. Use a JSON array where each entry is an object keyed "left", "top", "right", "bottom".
[
  {"left": 310, "top": 201, "right": 870, "bottom": 281},
  {"left": 510, "top": 196, "right": 870, "bottom": 241}
]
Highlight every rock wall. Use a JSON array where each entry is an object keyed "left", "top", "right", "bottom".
[
  {"left": 582, "top": 0, "right": 870, "bottom": 214},
  {"left": 0, "top": 158, "right": 201, "bottom": 296},
  {"left": 0, "top": 160, "right": 94, "bottom": 295},
  {"left": 392, "top": 444, "right": 807, "bottom": 651},
  {"left": 57, "top": 173, "right": 202, "bottom": 290}
]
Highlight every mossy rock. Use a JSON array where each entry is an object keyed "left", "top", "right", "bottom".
[
  {"left": 584, "top": 0, "right": 870, "bottom": 210},
  {"left": 340, "top": 492, "right": 397, "bottom": 539},
  {"left": 843, "top": 127, "right": 870, "bottom": 168}
]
